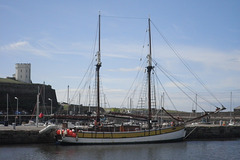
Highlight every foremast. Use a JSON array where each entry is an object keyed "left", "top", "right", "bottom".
[
  {"left": 96, "top": 13, "right": 101, "bottom": 123},
  {"left": 147, "top": 18, "right": 153, "bottom": 130}
]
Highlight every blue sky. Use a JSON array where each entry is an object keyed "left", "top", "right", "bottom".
[{"left": 0, "top": 0, "right": 240, "bottom": 111}]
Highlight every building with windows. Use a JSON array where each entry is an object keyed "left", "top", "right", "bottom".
[{"left": 15, "top": 63, "right": 31, "bottom": 83}]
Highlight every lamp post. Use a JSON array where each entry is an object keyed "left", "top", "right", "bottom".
[
  {"left": 14, "top": 97, "right": 18, "bottom": 115},
  {"left": 48, "top": 98, "right": 52, "bottom": 115},
  {"left": 14, "top": 97, "right": 18, "bottom": 125},
  {"left": 7, "top": 94, "right": 9, "bottom": 121}
]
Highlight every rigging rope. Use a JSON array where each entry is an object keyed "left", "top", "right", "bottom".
[
  {"left": 102, "top": 15, "right": 147, "bottom": 20},
  {"left": 154, "top": 70, "right": 178, "bottom": 111},
  {"left": 150, "top": 21, "right": 223, "bottom": 108},
  {"left": 152, "top": 59, "right": 218, "bottom": 110},
  {"left": 120, "top": 58, "right": 147, "bottom": 108},
  {"left": 69, "top": 20, "right": 99, "bottom": 105},
  {"left": 153, "top": 60, "right": 206, "bottom": 112}
]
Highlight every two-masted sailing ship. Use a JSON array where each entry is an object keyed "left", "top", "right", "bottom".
[
  {"left": 56, "top": 14, "right": 185, "bottom": 144},
  {"left": 55, "top": 14, "right": 225, "bottom": 144}
]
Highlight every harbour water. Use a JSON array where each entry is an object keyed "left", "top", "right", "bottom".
[{"left": 1, "top": 139, "right": 240, "bottom": 160}]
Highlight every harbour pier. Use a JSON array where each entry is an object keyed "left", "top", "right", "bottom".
[
  {"left": 0, "top": 125, "right": 56, "bottom": 144},
  {"left": 1, "top": 124, "right": 240, "bottom": 144}
]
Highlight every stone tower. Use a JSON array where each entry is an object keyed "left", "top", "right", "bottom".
[{"left": 15, "top": 63, "right": 31, "bottom": 83}]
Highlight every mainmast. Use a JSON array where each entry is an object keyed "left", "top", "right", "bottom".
[
  {"left": 96, "top": 13, "right": 101, "bottom": 123},
  {"left": 147, "top": 18, "right": 153, "bottom": 130}
]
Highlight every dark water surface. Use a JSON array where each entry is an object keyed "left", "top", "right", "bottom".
[{"left": 1, "top": 139, "right": 240, "bottom": 160}]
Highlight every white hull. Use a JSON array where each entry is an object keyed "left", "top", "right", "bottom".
[{"left": 58, "top": 127, "right": 186, "bottom": 144}]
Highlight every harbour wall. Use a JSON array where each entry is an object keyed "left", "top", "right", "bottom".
[
  {"left": 0, "top": 126, "right": 56, "bottom": 144},
  {"left": 0, "top": 81, "right": 59, "bottom": 120},
  {"left": 0, "top": 125, "right": 240, "bottom": 144},
  {"left": 185, "top": 125, "right": 240, "bottom": 140}
]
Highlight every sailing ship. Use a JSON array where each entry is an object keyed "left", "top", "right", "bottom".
[
  {"left": 55, "top": 14, "right": 224, "bottom": 144},
  {"left": 55, "top": 14, "right": 186, "bottom": 144}
]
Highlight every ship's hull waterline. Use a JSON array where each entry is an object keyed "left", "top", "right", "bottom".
[{"left": 58, "top": 126, "right": 186, "bottom": 144}]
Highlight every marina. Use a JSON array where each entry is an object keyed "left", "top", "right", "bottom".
[
  {"left": 0, "top": 13, "right": 239, "bottom": 145},
  {"left": 1, "top": 0, "right": 240, "bottom": 160},
  {"left": 1, "top": 4, "right": 240, "bottom": 160}
]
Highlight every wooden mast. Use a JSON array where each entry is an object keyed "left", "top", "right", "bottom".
[
  {"left": 96, "top": 13, "right": 101, "bottom": 123},
  {"left": 147, "top": 18, "right": 153, "bottom": 130}
]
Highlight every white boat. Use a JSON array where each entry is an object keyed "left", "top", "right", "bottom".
[{"left": 58, "top": 125, "right": 185, "bottom": 144}]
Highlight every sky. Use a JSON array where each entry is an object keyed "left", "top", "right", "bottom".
[{"left": 0, "top": 0, "right": 240, "bottom": 112}]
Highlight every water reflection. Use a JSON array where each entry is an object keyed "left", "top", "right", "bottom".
[
  {"left": 1, "top": 140, "right": 239, "bottom": 160},
  {"left": 36, "top": 142, "right": 188, "bottom": 160}
]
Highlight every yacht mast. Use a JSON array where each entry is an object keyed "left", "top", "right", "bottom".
[
  {"left": 96, "top": 13, "right": 101, "bottom": 123},
  {"left": 147, "top": 18, "right": 153, "bottom": 130}
]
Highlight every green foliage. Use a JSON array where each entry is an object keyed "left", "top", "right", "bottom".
[
  {"left": 63, "top": 104, "right": 69, "bottom": 110},
  {"left": 0, "top": 78, "right": 24, "bottom": 84},
  {"left": 110, "top": 108, "right": 121, "bottom": 113}
]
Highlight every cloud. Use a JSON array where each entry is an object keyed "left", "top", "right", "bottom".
[
  {"left": 107, "top": 66, "right": 141, "bottom": 72},
  {"left": 104, "top": 53, "right": 132, "bottom": 59},
  {"left": 8, "top": 41, "right": 29, "bottom": 49},
  {"left": 181, "top": 47, "right": 240, "bottom": 71},
  {"left": 102, "top": 42, "right": 143, "bottom": 59},
  {"left": 152, "top": 45, "right": 240, "bottom": 72},
  {"left": 0, "top": 41, "right": 50, "bottom": 57},
  {"left": 119, "top": 67, "right": 141, "bottom": 72},
  {"left": 0, "top": 39, "right": 92, "bottom": 58},
  {"left": 1, "top": 41, "right": 29, "bottom": 50}
]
